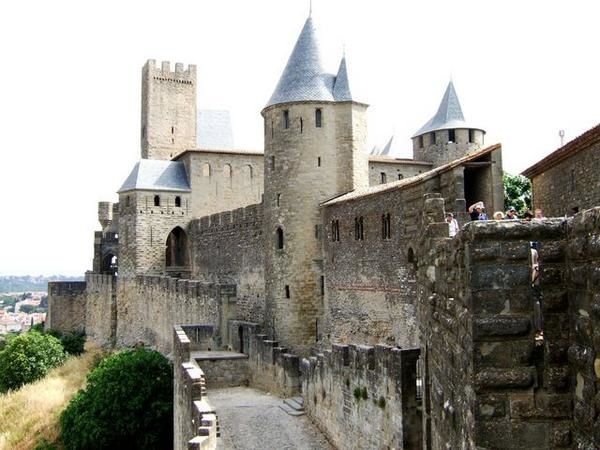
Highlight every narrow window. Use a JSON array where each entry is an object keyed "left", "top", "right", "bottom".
[
  {"left": 315, "top": 108, "right": 322, "bottom": 128},
  {"left": 418, "top": 135, "right": 423, "bottom": 148},
  {"left": 271, "top": 156, "right": 275, "bottom": 170},
  {"left": 315, "top": 224, "right": 320, "bottom": 240},
  {"left": 318, "top": 157, "right": 321, "bottom": 167},
  {"left": 355, "top": 217, "right": 364, "bottom": 240},
  {"left": 283, "top": 110, "right": 289, "bottom": 129},
  {"left": 448, "top": 129, "right": 455, "bottom": 143},
  {"left": 271, "top": 121, "right": 274, "bottom": 138},
  {"left": 398, "top": 173, "right": 404, "bottom": 180},
  {"left": 300, "top": 118, "right": 303, "bottom": 133},
  {"left": 320, "top": 276, "right": 325, "bottom": 296},
  {"left": 171, "top": 126, "right": 175, "bottom": 134},
  {"left": 382, "top": 213, "right": 391, "bottom": 239},
  {"left": 381, "top": 172, "right": 387, "bottom": 184},
  {"left": 430, "top": 132, "right": 436, "bottom": 145},
  {"left": 359, "top": 217, "right": 364, "bottom": 240},
  {"left": 276, "top": 227, "right": 284, "bottom": 249},
  {"left": 126, "top": 196, "right": 130, "bottom": 207},
  {"left": 276, "top": 193, "right": 281, "bottom": 207},
  {"left": 331, "top": 220, "right": 340, "bottom": 242},
  {"left": 285, "top": 285, "right": 290, "bottom": 299},
  {"left": 468, "top": 129, "right": 474, "bottom": 143},
  {"left": 175, "top": 196, "right": 181, "bottom": 207},
  {"left": 154, "top": 195, "right": 160, "bottom": 207},
  {"left": 142, "top": 126, "right": 146, "bottom": 139}
]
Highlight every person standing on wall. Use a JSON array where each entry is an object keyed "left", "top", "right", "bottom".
[{"left": 468, "top": 201, "right": 488, "bottom": 221}]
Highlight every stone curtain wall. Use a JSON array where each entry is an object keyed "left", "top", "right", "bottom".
[
  {"left": 46, "top": 281, "right": 87, "bottom": 333},
  {"left": 179, "top": 151, "right": 264, "bottom": 220},
  {"left": 190, "top": 203, "right": 265, "bottom": 326},
  {"left": 530, "top": 131, "right": 600, "bottom": 217},
  {"left": 116, "top": 276, "right": 223, "bottom": 355},
  {"left": 367, "top": 159, "right": 432, "bottom": 186},
  {"left": 418, "top": 214, "right": 573, "bottom": 449},
  {"left": 322, "top": 174, "right": 468, "bottom": 348},
  {"left": 302, "top": 344, "right": 421, "bottom": 450},
  {"left": 85, "top": 273, "right": 116, "bottom": 347},
  {"left": 566, "top": 207, "right": 600, "bottom": 447},
  {"left": 173, "top": 325, "right": 218, "bottom": 450}
]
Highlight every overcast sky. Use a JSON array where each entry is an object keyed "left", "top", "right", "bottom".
[{"left": 1, "top": 0, "right": 598, "bottom": 275}]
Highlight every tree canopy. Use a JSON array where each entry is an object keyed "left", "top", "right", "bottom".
[
  {"left": 60, "top": 349, "right": 173, "bottom": 450},
  {"left": 503, "top": 172, "right": 532, "bottom": 214}
]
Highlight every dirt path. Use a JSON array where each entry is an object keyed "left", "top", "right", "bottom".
[{"left": 209, "top": 387, "right": 334, "bottom": 450}]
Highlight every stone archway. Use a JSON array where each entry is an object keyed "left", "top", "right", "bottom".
[{"left": 165, "top": 226, "right": 189, "bottom": 277}]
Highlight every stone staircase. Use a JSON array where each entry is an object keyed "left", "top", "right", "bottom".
[{"left": 279, "top": 396, "right": 305, "bottom": 416}]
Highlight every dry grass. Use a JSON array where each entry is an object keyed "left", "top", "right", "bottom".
[{"left": 0, "top": 343, "right": 103, "bottom": 450}]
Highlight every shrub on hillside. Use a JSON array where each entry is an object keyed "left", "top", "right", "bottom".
[
  {"left": 47, "top": 329, "right": 86, "bottom": 355},
  {"left": 60, "top": 349, "right": 173, "bottom": 450},
  {"left": 0, "top": 331, "right": 66, "bottom": 392}
]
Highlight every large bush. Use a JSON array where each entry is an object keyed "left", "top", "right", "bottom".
[
  {"left": 47, "top": 329, "right": 86, "bottom": 356},
  {"left": 0, "top": 331, "right": 66, "bottom": 392},
  {"left": 60, "top": 349, "right": 173, "bottom": 450}
]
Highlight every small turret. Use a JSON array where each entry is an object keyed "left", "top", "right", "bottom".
[{"left": 412, "top": 81, "right": 485, "bottom": 167}]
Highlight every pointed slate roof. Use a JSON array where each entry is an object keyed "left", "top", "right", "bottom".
[
  {"left": 266, "top": 17, "right": 353, "bottom": 108},
  {"left": 332, "top": 57, "right": 352, "bottom": 101},
  {"left": 118, "top": 160, "right": 191, "bottom": 193},
  {"left": 413, "top": 81, "right": 482, "bottom": 137}
]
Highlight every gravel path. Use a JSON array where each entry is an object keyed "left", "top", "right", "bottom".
[{"left": 209, "top": 387, "right": 334, "bottom": 450}]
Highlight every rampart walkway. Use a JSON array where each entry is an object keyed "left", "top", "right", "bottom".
[{"left": 210, "top": 387, "right": 333, "bottom": 450}]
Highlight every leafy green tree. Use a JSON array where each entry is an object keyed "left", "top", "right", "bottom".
[
  {"left": 19, "top": 304, "right": 35, "bottom": 314},
  {"left": 47, "top": 329, "right": 86, "bottom": 355},
  {"left": 60, "top": 349, "right": 173, "bottom": 450},
  {"left": 503, "top": 172, "right": 532, "bottom": 214},
  {"left": 0, "top": 331, "right": 66, "bottom": 392}
]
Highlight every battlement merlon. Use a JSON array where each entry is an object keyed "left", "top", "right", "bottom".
[{"left": 144, "top": 59, "right": 197, "bottom": 81}]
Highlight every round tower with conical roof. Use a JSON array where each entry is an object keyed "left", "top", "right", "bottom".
[
  {"left": 262, "top": 16, "right": 368, "bottom": 354},
  {"left": 412, "top": 81, "right": 485, "bottom": 167}
]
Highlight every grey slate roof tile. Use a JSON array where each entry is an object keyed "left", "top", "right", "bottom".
[
  {"left": 197, "top": 110, "right": 234, "bottom": 149},
  {"left": 118, "top": 160, "right": 191, "bottom": 193},
  {"left": 413, "top": 81, "right": 482, "bottom": 137},
  {"left": 266, "top": 17, "right": 352, "bottom": 108}
]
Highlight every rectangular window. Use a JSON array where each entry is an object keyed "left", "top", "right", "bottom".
[
  {"left": 315, "top": 108, "right": 322, "bottom": 128},
  {"left": 285, "top": 285, "right": 290, "bottom": 298},
  {"left": 355, "top": 217, "right": 364, "bottom": 240},
  {"left": 430, "top": 132, "right": 436, "bottom": 145},
  {"left": 382, "top": 213, "right": 391, "bottom": 239},
  {"left": 418, "top": 135, "right": 423, "bottom": 148},
  {"left": 381, "top": 172, "right": 387, "bottom": 184},
  {"left": 315, "top": 224, "right": 320, "bottom": 240},
  {"left": 448, "top": 129, "right": 455, "bottom": 143},
  {"left": 283, "top": 110, "right": 289, "bottom": 129},
  {"left": 468, "top": 129, "right": 474, "bottom": 143},
  {"left": 276, "top": 193, "right": 281, "bottom": 207},
  {"left": 318, "top": 157, "right": 321, "bottom": 167},
  {"left": 320, "top": 276, "right": 325, "bottom": 296},
  {"left": 331, "top": 220, "right": 340, "bottom": 242},
  {"left": 271, "top": 156, "right": 275, "bottom": 170}
]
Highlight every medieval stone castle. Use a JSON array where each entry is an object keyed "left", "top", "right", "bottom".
[{"left": 47, "top": 13, "right": 600, "bottom": 450}]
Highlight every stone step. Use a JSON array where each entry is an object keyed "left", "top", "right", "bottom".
[
  {"left": 279, "top": 403, "right": 305, "bottom": 416},
  {"left": 291, "top": 396, "right": 304, "bottom": 406},
  {"left": 284, "top": 397, "right": 304, "bottom": 411}
]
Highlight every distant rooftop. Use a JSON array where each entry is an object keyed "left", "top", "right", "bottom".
[
  {"left": 118, "top": 160, "right": 190, "bottom": 193},
  {"left": 197, "top": 110, "right": 234, "bottom": 150},
  {"left": 266, "top": 17, "right": 354, "bottom": 109},
  {"left": 413, "top": 81, "right": 483, "bottom": 137}
]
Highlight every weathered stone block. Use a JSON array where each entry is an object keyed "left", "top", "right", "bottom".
[
  {"left": 475, "top": 367, "right": 534, "bottom": 391},
  {"left": 475, "top": 395, "right": 507, "bottom": 420},
  {"left": 473, "top": 316, "right": 530, "bottom": 340}
]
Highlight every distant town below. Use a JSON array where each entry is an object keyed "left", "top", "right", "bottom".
[{"left": 0, "top": 275, "right": 83, "bottom": 293}]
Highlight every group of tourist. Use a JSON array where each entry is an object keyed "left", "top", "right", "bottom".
[{"left": 445, "top": 202, "right": 546, "bottom": 237}]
